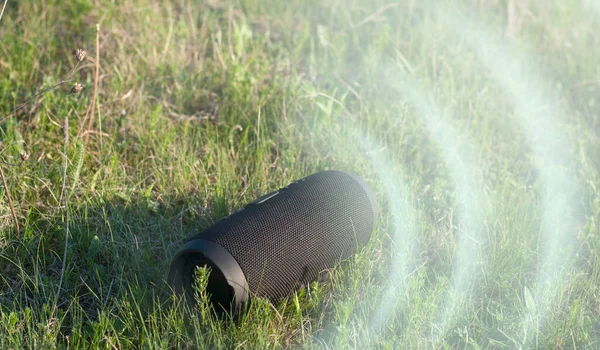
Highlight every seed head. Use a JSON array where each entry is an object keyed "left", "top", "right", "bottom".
[
  {"left": 71, "top": 83, "right": 83, "bottom": 94},
  {"left": 75, "top": 48, "right": 86, "bottom": 62},
  {"left": 20, "top": 151, "right": 29, "bottom": 161}
]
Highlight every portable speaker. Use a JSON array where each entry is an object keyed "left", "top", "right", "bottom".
[{"left": 168, "top": 170, "right": 378, "bottom": 315}]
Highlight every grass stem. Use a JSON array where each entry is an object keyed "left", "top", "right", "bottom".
[
  {"left": 83, "top": 23, "right": 100, "bottom": 144},
  {"left": 52, "top": 116, "right": 70, "bottom": 319},
  {"left": 0, "top": 0, "right": 7, "bottom": 24},
  {"left": 0, "top": 165, "right": 19, "bottom": 234}
]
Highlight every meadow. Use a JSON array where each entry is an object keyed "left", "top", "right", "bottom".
[{"left": 1, "top": 0, "right": 599, "bottom": 348}]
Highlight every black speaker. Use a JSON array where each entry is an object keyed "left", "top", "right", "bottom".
[{"left": 168, "top": 170, "right": 378, "bottom": 315}]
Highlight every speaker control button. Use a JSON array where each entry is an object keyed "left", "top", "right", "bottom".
[{"left": 250, "top": 190, "right": 279, "bottom": 205}]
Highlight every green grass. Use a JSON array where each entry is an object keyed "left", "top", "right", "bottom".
[{"left": 1, "top": 0, "right": 600, "bottom": 348}]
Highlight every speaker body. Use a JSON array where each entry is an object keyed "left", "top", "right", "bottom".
[{"left": 168, "top": 170, "right": 378, "bottom": 315}]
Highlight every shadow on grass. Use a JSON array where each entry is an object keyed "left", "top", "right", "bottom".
[{"left": 0, "top": 191, "right": 232, "bottom": 328}]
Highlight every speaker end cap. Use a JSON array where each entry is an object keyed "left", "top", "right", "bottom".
[{"left": 168, "top": 238, "right": 249, "bottom": 316}]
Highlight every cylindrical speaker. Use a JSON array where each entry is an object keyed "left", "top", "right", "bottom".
[{"left": 168, "top": 170, "right": 378, "bottom": 315}]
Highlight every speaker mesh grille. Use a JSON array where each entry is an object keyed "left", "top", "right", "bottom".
[{"left": 197, "top": 170, "right": 376, "bottom": 302}]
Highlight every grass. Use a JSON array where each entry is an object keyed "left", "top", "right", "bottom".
[{"left": 1, "top": 0, "right": 599, "bottom": 348}]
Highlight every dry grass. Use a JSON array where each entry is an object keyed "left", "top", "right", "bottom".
[{"left": 1, "top": 0, "right": 599, "bottom": 348}]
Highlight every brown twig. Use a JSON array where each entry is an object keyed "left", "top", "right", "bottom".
[
  {"left": 83, "top": 23, "right": 100, "bottom": 143},
  {"left": 0, "top": 165, "right": 19, "bottom": 233}
]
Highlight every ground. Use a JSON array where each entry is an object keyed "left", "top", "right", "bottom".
[{"left": 0, "top": 0, "right": 599, "bottom": 348}]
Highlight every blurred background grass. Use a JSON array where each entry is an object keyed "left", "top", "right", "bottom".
[{"left": 0, "top": 0, "right": 599, "bottom": 348}]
